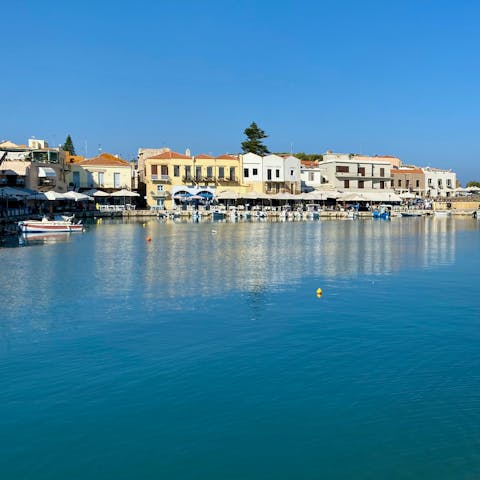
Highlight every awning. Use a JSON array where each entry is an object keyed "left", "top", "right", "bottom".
[{"left": 38, "top": 167, "right": 56, "bottom": 178}]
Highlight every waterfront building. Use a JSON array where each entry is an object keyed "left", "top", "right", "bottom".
[
  {"left": 304, "top": 151, "right": 395, "bottom": 193},
  {"left": 391, "top": 166, "right": 456, "bottom": 198},
  {"left": 137, "top": 147, "right": 171, "bottom": 183},
  {"left": 300, "top": 160, "right": 326, "bottom": 191},
  {"left": 241, "top": 153, "right": 301, "bottom": 194},
  {"left": 66, "top": 153, "right": 135, "bottom": 192},
  {"left": 144, "top": 151, "right": 242, "bottom": 209},
  {"left": 0, "top": 138, "right": 67, "bottom": 192}
]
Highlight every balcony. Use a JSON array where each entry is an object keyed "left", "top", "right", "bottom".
[
  {"left": 182, "top": 175, "right": 194, "bottom": 183},
  {"left": 151, "top": 174, "right": 170, "bottom": 182},
  {"left": 150, "top": 190, "right": 170, "bottom": 198},
  {"left": 218, "top": 176, "right": 238, "bottom": 184}
]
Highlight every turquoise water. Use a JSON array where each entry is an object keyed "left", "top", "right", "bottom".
[{"left": 1, "top": 217, "right": 480, "bottom": 479}]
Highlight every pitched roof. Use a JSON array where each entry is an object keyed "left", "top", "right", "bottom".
[
  {"left": 195, "top": 154, "right": 215, "bottom": 159},
  {"left": 301, "top": 160, "right": 319, "bottom": 167},
  {"left": 80, "top": 152, "right": 130, "bottom": 166},
  {"left": 148, "top": 150, "right": 191, "bottom": 160},
  {"left": 216, "top": 154, "right": 237, "bottom": 160}
]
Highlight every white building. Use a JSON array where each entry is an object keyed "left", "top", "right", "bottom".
[
  {"left": 241, "top": 153, "right": 301, "bottom": 194},
  {"left": 423, "top": 167, "right": 456, "bottom": 197}
]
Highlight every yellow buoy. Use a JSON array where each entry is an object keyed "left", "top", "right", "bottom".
[
  {"left": 142, "top": 223, "right": 146, "bottom": 228},
  {"left": 316, "top": 288, "right": 323, "bottom": 296}
]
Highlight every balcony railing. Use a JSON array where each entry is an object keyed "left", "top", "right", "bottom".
[
  {"left": 151, "top": 174, "right": 170, "bottom": 182},
  {"left": 182, "top": 175, "right": 194, "bottom": 183}
]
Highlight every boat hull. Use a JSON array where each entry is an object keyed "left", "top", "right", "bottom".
[{"left": 19, "top": 220, "right": 84, "bottom": 233}]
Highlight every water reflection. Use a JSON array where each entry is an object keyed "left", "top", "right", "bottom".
[
  {"left": 0, "top": 217, "right": 477, "bottom": 340},
  {"left": 139, "top": 216, "right": 470, "bottom": 300}
]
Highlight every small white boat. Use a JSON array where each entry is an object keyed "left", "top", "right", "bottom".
[
  {"left": 18, "top": 216, "right": 84, "bottom": 233},
  {"left": 433, "top": 210, "right": 451, "bottom": 217}
]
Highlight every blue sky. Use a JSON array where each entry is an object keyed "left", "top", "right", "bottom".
[{"left": 2, "top": 0, "right": 479, "bottom": 182}]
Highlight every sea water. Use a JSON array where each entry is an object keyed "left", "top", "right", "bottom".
[{"left": 1, "top": 217, "right": 479, "bottom": 479}]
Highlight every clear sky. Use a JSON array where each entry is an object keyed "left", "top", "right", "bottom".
[{"left": 2, "top": 0, "right": 479, "bottom": 182}]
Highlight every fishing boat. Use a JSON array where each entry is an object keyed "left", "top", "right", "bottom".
[
  {"left": 18, "top": 216, "right": 84, "bottom": 233},
  {"left": 400, "top": 211, "right": 424, "bottom": 217},
  {"left": 372, "top": 205, "right": 391, "bottom": 220}
]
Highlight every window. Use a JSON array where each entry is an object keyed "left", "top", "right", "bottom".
[
  {"left": 243, "top": 168, "right": 249, "bottom": 178},
  {"left": 267, "top": 169, "right": 272, "bottom": 180},
  {"left": 185, "top": 166, "right": 191, "bottom": 177},
  {"left": 98, "top": 172, "right": 104, "bottom": 186},
  {"left": 161, "top": 165, "right": 168, "bottom": 175},
  {"left": 447, "top": 179, "right": 452, "bottom": 187},
  {"left": 290, "top": 169, "right": 294, "bottom": 176},
  {"left": 358, "top": 180, "right": 364, "bottom": 189},
  {"left": 438, "top": 179, "right": 442, "bottom": 187},
  {"left": 428, "top": 178, "right": 432, "bottom": 185},
  {"left": 406, "top": 180, "right": 410, "bottom": 187},
  {"left": 252, "top": 168, "right": 258, "bottom": 176},
  {"left": 196, "top": 166, "right": 202, "bottom": 179},
  {"left": 380, "top": 168, "right": 385, "bottom": 177},
  {"left": 218, "top": 166, "right": 224, "bottom": 178},
  {"left": 336, "top": 165, "right": 349, "bottom": 173},
  {"left": 416, "top": 180, "right": 420, "bottom": 187},
  {"left": 157, "top": 184, "right": 163, "bottom": 191},
  {"left": 344, "top": 179, "right": 350, "bottom": 188},
  {"left": 229, "top": 167, "right": 235, "bottom": 180},
  {"left": 276, "top": 169, "right": 280, "bottom": 178},
  {"left": 151, "top": 165, "right": 158, "bottom": 175},
  {"left": 398, "top": 179, "right": 402, "bottom": 187},
  {"left": 206, "top": 166, "right": 213, "bottom": 177},
  {"left": 174, "top": 165, "right": 180, "bottom": 177},
  {"left": 113, "top": 172, "right": 120, "bottom": 188},
  {"left": 308, "top": 172, "right": 314, "bottom": 181},
  {"left": 380, "top": 181, "right": 385, "bottom": 189},
  {"left": 358, "top": 167, "right": 365, "bottom": 176}
]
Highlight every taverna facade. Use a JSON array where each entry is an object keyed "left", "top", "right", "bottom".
[{"left": 143, "top": 150, "right": 302, "bottom": 209}]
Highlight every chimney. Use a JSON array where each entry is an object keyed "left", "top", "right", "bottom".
[{"left": 185, "top": 148, "right": 191, "bottom": 157}]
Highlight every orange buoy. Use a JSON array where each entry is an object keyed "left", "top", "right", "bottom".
[{"left": 146, "top": 236, "right": 152, "bottom": 242}]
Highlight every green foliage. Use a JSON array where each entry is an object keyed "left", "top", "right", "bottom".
[
  {"left": 241, "top": 122, "right": 270, "bottom": 156},
  {"left": 62, "top": 135, "right": 76, "bottom": 155},
  {"left": 466, "top": 181, "right": 480, "bottom": 188},
  {"left": 294, "top": 152, "right": 323, "bottom": 162}
]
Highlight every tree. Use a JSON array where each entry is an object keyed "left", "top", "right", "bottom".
[
  {"left": 241, "top": 122, "right": 270, "bottom": 156},
  {"left": 466, "top": 181, "right": 480, "bottom": 188},
  {"left": 63, "top": 135, "right": 76, "bottom": 155}
]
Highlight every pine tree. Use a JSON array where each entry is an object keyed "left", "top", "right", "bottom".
[
  {"left": 63, "top": 135, "right": 76, "bottom": 155},
  {"left": 241, "top": 122, "right": 270, "bottom": 156}
]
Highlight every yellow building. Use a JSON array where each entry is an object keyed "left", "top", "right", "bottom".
[
  {"left": 66, "top": 153, "right": 134, "bottom": 191},
  {"left": 144, "top": 151, "right": 243, "bottom": 209}
]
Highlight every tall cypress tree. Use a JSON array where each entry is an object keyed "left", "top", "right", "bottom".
[
  {"left": 63, "top": 135, "right": 76, "bottom": 155},
  {"left": 241, "top": 122, "right": 270, "bottom": 156}
]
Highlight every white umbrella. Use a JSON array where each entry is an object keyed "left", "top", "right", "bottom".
[
  {"left": 64, "top": 191, "right": 94, "bottom": 201},
  {"left": 399, "top": 192, "right": 415, "bottom": 199},
  {"left": 44, "top": 190, "right": 68, "bottom": 200},
  {"left": 110, "top": 189, "right": 140, "bottom": 197},
  {"left": 217, "top": 190, "right": 239, "bottom": 200},
  {"left": 83, "top": 189, "right": 110, "bottom": 197}
]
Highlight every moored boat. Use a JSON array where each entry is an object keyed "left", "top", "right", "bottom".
[{"left": 18, "top": 216, "right": 84, "bottom": 233}]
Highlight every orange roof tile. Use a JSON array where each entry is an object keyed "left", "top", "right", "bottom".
[
  {"left": 80, "top": 152, "right": 130, "bottom": 166},
  {"left": 195, "top": 154, "right": 215, "bottom": 159},
  {"left": 148, "top": 150, "right": 191, "bottom": 160},
  {"left": 216, "top": 154, "right": 237, "bottom": 160},
  {"left": 301, "top": 160, "right": 319, "bottom": 167}
]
